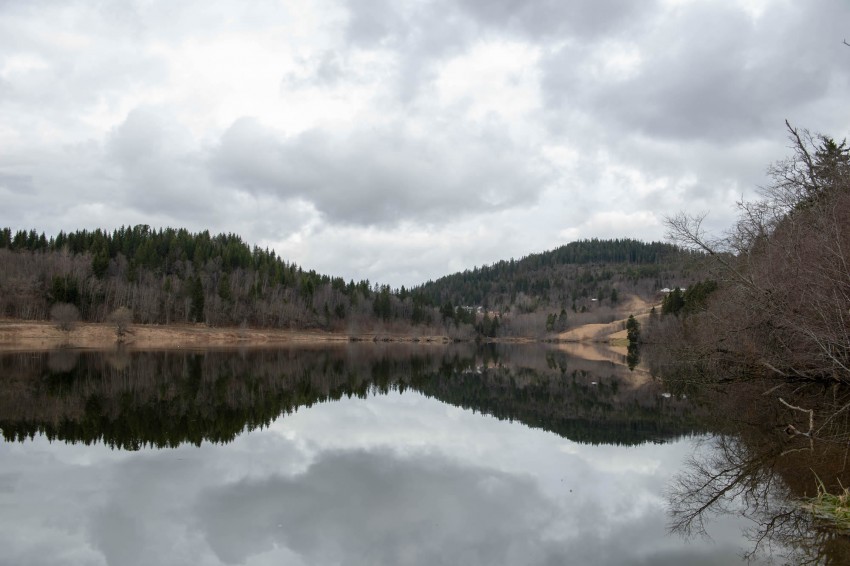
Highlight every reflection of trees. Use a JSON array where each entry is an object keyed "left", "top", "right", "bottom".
[
  {"left": 667, "top": 381, "right": 850, "bottom": 564},
  {"left": 413, "top": 364, "right": 699, "bottom": 446},
  {"left": 0, "top": 345, "right": 703, "bottom": 449}
]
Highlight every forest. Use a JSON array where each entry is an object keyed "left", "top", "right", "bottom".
[
  {"left": 415, "top": 238, "right": 697, "bottom": 309},
  {"left": 0, "top": 225, "right": 696, "bottom": 338},
  {"left": 0, "top": 225, "right": 423, "bottom": 332}
]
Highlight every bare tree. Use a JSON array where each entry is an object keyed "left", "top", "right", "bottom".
[
  {"left": 50, "top": 302, "right": 80, "bottom": 332},
  {"left": 664, "top": 122, "right": 850, "bottom": 384},
  {"left": 667, "top": 380, "right": 850, "bottom": 564},
  {"left": 108, "top": 306, "right": 133, "bottom": 342}
]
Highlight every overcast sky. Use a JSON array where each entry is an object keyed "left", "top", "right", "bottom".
[{"left": 1, "top": 0, "right": 848, "bottom": 287}]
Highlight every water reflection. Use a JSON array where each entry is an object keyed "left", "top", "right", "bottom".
[
  {"left": 0, "top": 344, "right": 701, "bottom": 449},
  {"left": 666, "top": 379, "right": 850, "bottom": 564},
  {"left": 0, "top": 345, "right": 779, "bottom": 565}
]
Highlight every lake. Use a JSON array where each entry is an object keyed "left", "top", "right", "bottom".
[{"left": 0, "top": 344, "right": 844, "bottom": 565}]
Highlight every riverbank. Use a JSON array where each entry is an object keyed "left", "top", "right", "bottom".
[
  {"left": 0, "top": 311, "right": 643, "bottom": 353},
  {"left": 0, "top": 319, "right": 461, "bottom": 352}
]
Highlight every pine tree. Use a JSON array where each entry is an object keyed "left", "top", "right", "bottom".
[
  {"left": 190, "top": 277, "right": 205, "bottom": 323},
  {"left": 626, "top": 314, "right": 640, "bottom": 344}
]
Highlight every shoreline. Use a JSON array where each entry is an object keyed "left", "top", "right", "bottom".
[
  {"left": 0, "top": 318, "right": 624, "bottom": 353},
  {"left": 0, "top": 319, "right": 462, "bottom": 352}
]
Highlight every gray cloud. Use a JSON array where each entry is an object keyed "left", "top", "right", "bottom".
[
  {"left": 345, "top": 0, "right": 407, "bottom": 47},
  {"left": 456, "top": 0, "right": 656, "bottom": 40},
  {"left": 212, "top": 117, "right": 551, "bottom": 227},
  {"left": 542, "top": 1, "right": 849, "bottom": 144},
  {"left": 341, "top": 0, "right": 477, "bottom": 102},
  {"left": 0, "top": 172, "right": 33, "bottom": 193},
  {"left": 107, "top": 107, "right": 219, "bottom": 218},
  {"left": 0, "top": 3, "right": 166, "bottom": 121},
  {"left": 195, "top": 449, "right": 560, "bottom": 565}
]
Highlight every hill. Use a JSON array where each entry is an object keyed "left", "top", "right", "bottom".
[
  {"left": 0, "top": 227, "right": 704, "bottom": 339},
  {"left": 0, "top": 225, "right": 422, "bottom": 333},
  {"left": 414, "top": 238, "right": 703, "bottom": 337}
]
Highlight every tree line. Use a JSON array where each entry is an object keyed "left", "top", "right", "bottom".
[
  {"left": 1, "top": 224, "right": 702, "bottom": 338},
  {"left": 0, "top": 225, "right": 443, "bottom": 331},
  {"left": 414, "top": 238, "right": 699, "bottom": 312}
]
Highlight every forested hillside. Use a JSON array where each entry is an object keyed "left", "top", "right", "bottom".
[
  {"left": 416, "top": 239, "right": 696, "bottom": 310},
  {"left": 0, "top": 225, "right": 429, "bottom": 331},
  {"left": 0, "top": 227, "right": 703, "bottom": 338}
]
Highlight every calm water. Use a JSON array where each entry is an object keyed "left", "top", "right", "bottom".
[{"left": 0, "top": 344, "right": 834, "bottom": 565}]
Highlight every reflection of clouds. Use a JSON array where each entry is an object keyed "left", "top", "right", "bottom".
[
  {"left": 0, "top": 392, "right": 763, "bottom": 566},
  {"left": 195, "top": 449, "right": 559, "bottom": 566}
]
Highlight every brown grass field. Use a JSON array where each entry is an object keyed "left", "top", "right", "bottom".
[
  {"left": 0, "top": 294, "right": 658, "bottom": 363},
  {"left": 0, "top": 319, "right": 458, "bottom": 352}
]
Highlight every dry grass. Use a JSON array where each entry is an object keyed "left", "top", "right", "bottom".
[
  {"left": 557, "top": 294, "right": 659, "bottom": 344},
  {"left": 802, "top": 477, "right": 850, "bottom": 533},
  {"left": 0, "top": 319, "right": 452, "bottom": 352}
]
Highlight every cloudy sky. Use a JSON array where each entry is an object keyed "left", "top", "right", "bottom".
[{"left": 1, "top": 0, "right": 848, "bottom": 287}]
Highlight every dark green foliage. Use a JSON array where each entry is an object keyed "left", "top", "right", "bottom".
[
  {"left": 544, "top": 310, "right": 568, "bottom": 333},
  {"left": 217, "top": 273, "right": 232, "bottom": 302},
  {"left": 440, "top": 301, "right": 455, "bottom": 322},
  {"left": 476, "top": 313, "right": 499, "bottom": 337},
  {"left": 416, "top": 238, "right": 695, "bottom": 310},
  {"left": 49, "top": 276, "right": 79, "bottom": 306},
  {"left": 661, "top": 281, "right": 717, "bottom": 317},
  {"left": 373, "top": 285, "right": 392, "bottom": 320},
  {"left": 626, "top": 314, "right": 641, "bottom": 370},
  {"left": 626, "top": 345, "right": 640, "bottom": 370},
  {"left": 411, "top": 301, "right": 426, "bottom": 325},
  {"left": 190, "top": 277, "right": 205, "bottom": 323},
  {"left": 2, "top": 229, "right": 49, "bottom": 251},
  {"left": 661, "top": 287, "right": 685, "bottom": 316},
  {"left": 454, "top": 306, "right": 476, "bottom": 325},
  {"left": 796, "top": 136, "right": 850, "bottom": 210},
  {"left": 91, "top": 238, "right": 109, "bottom": 278},
  {"left": 681, "top": 280, "right": 718, "bottom": 316},
  {"left": 626, "top": 315, "right": 641, "bottom": 344}
]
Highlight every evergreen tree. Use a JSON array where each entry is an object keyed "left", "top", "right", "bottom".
[
  {"left": 190, "top": 277, "right": 205, "bottom": 323},
  {"left": 626, "top": 314, "right": 641, "bottom": 344},
  {"left": 661, "top": 288, "right": 685, "bottom": 316},
  {"left": 218, "top": 273, "right": 232, "bottom": 302},
  {"left": 373, "top": 285, "right": 392, "bottom": 321},
  {"left": 557, "top": 309, "right": 568, "bottom": 331}
]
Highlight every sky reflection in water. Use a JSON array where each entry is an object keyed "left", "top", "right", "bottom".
[{"left": 0, "top": 388, "right": 764, "bottom": 566}]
